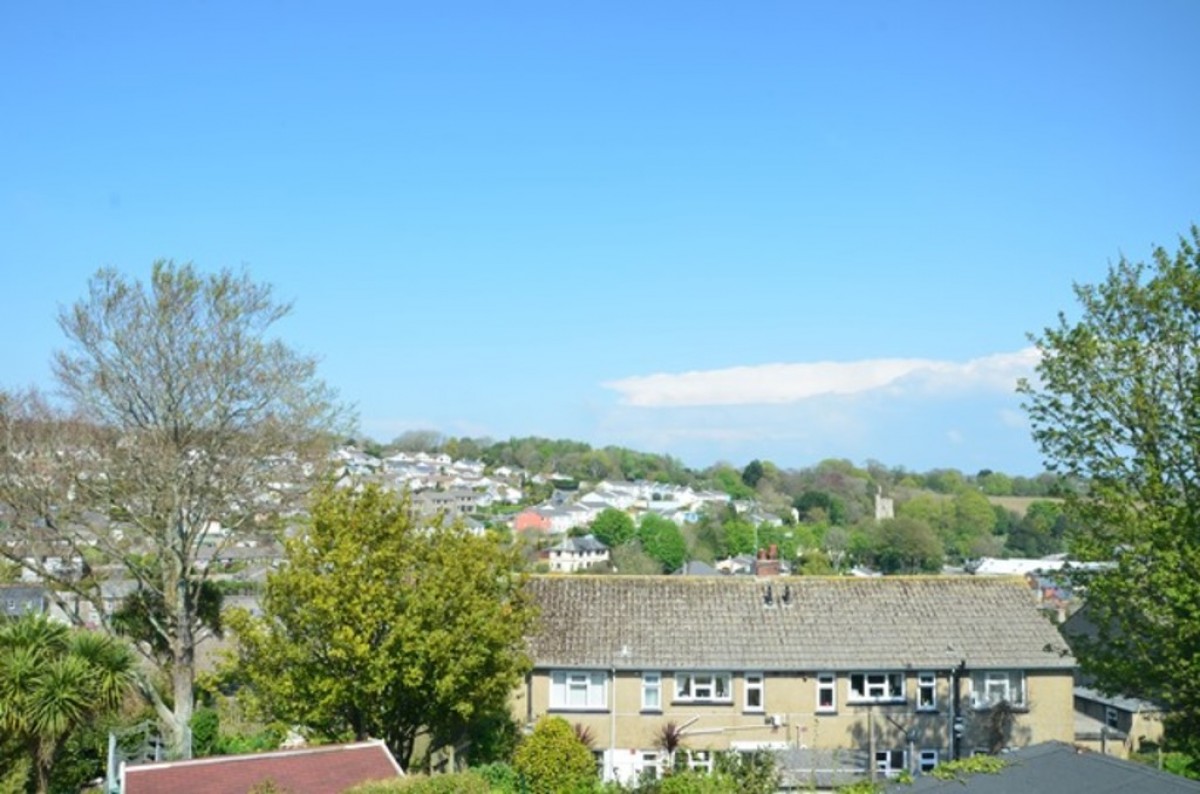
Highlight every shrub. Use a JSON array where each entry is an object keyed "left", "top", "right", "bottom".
[
  {"left": 513, "top": 716, "right": 598, "bottom": 794},
  {"left": 346, "top": 772, "right": 491, "bottom": 793}
]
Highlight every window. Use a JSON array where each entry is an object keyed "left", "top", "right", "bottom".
[
  {"left": 919, "top": 750, "right": 938, "bottom": 773},
  {"left": 685, "top": 750, "right": 713, "bottom": 773},
  {"left": 817, "top": 673, "right": 837, "bottom": 712},
  {"left": 638, "top": 751, "right": 660, "bottom": 780},
  {"left": 969, "top": 671, "right": 1026, "bottom": 709},
  {"left": 550, "top": 670, "right": 607, "bottom": 710},
  {"left": 642, "top": 672, "right": 662, "bottom": 712},
  {"left": 917, "top": 672, "right": 937, "bottom": 711},
  {"left": 849, "top": 672, "right": 905, "bottom": 703},
  {"left": 675, "top": 672, "right": 732, "bottom": 703},
  {"left": 1105, "top": 707, "right": 1120, "bottom": 730},
  {"left": 744, "top": 673, "right": 764, "bottom": 712},
  {"left": 875, "top": 749, "right": 906, "bottom": 776}
]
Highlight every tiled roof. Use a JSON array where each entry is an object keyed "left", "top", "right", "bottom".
[
  {"left": 121, "top": 740, "right": 403, "bottom": 794},
  {"left": 527, "top": 576, "right": 1075, "bottom": 672},
  {"left": 905, "top": 741, "right": 1200, "bottom": 792}
]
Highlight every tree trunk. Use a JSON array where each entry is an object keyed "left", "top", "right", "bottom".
[{"left": 167, "top": 545, "right": 195, "bottom": 759}]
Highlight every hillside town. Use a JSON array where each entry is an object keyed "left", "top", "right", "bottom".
[{"left": 2, "top": 435, "right": 1178, "bottom": 793}]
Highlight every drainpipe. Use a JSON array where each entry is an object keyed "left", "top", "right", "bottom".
[
  {"left": 610, "top": 666, "right": 617, "bottom": 784},
  {"left": 951, "top": 660, "right": 966, "bottom": 760}
]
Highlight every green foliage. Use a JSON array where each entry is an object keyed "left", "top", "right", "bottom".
[
  {"left": 591, "top": 508, "right": 636, "bottom": 547},
  {"left": 711, "top": 750, "right": 780, "bottom": 794},
  {"left": 1021, "top": 226, "right": 1200, "bottom": 759},
  {"left": 1005, "top": 500, "right": 1068, "bottom": 556},
  {"left": 512, "top": 717, "right": 597, "bottom": 794},
  {"left": 0, "top": 614, "right": 136, "bottom": 794},
  {"left": 741, "top": 460, "right": 765, "bottom": 489},
  {"left": 112, "top": 576, "right": 224, "bottom": 662},
  {"left": 473, "top": 762, "right": 522, "bottom": 791},
  {"left": 347, "top": 771, "right": 493, "bottom": 793},
  {"left": 977, "top": 470, "right": 1013, "bottom": 496},
  {"left": 707, "top": 465, "right": 756, "bottom": 501},
  {"left": 228, "top": 483, "right": 536, "bottom": 769},
  {"left": 638, "top": 515, "right": 687, "bottom": 572},
  {"left": 190, "top": 706, "right": 220, "bottom": 757},
  {"left": 835, "top": 782, "right": 887, "bottom": 794},
  {"left": 654, "top": 771, "right": 737, "bottom": 793},
  {"left": 870, "top": 517, "right": 944, "bottom": 574},
  {"left": 479, "top": 437, "right": 694, "bottom": 485},
  {"left": 794, "top": 490, "right": 846, "bottom": 525},
  {"left": 1131, "top": 750, "right": 1200, "bottom": 781},
  {"left": 929, "top": 754, "right": 1006, "bottom": 780}
]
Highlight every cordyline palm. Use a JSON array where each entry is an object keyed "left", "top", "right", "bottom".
[{"left": 0, "top": 615, "right": 136, "bottom": 794}]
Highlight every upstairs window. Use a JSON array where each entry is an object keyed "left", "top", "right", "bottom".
[
  {"left": 917, "top": 672, "right": 937, "bottom": 711},
  {"left": 675, "top": 672, "right": 732, "bottom": 703},
  {"left": 744, "top": 673, "right": 765, "bottom": 712},
  {"left": 550, "top": 670, "right": 607, "bottom": 710},
  {"left": 642, "top": 672, "right": 662, "bottom": 712},
  {"left": 816, "top": 673, "right": 837, "bottom": 713},
  {"left": 969, "top": 671, "right": 1026, "bottom": 709},
  {"left": 849, "top": 672, "right": 905, "bottom": 703}
]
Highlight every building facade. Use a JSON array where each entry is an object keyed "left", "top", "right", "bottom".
[{"left": 519, "top": 576, "right": 1077, "bottom": 785}]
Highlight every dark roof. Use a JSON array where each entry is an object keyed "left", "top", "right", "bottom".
[
  {"left": 527, "top": 576, "right": 1076, "bottom": 671},
  {"left": 121, "top": 740, "right": 403, "bottom": 794},
  {"left": 904, "top": 741, "right": 1200, "bottom": 793}
]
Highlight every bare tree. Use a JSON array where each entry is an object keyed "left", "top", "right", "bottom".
[{"left": 0, "top": 261, "right": 344, "bottom": 758}]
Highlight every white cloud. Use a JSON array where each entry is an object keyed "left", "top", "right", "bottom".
[{"left": 603, "top": 348, "right": 1039, "bottom": 407}]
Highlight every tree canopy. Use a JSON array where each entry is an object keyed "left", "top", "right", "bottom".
[
  {"left": 0, "top": 262, "right": 344, "bottom": 757},
  {"left": 1020, "top": 226, "right": 1200, "bottom": 755},
  {"left": 590, "top": 508, "right": 635, "bottom": 548},
  {"left": 227, "top": 483, "right": 536, "bottom": 768},
  {"left": 0, "top": 614, "right": 136, "bottom": 794}
]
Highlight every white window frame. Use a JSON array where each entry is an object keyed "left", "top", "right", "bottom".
[
  {"left": 744, "top": 672, "right": 765, "bottom": 713},
  {"left": 875, "top": 749, "right": 906, "bottom": 776},
  {"left": 919, "top": 749, "right": 939, "bottom": 773},
  {"left": 917, "top": 671, "right": 937, "bottom": 711},
  {"left": 816, "top": 673, "right": 837, "bottom": 713},
  {"left": 642, "top": 671, "right": 662, "bottom": 712},
  {"left": 969, "top": 670, "right": 1026, "bottom": 709},
  {"left": 849, "top": 672, "right": 905, "bottom": 703},
  {"left": 638, "top": 750, "right": 661, "bottom": 780},
  {"left": 675, "top": 672, "right": 732, "bottom": 703},
  {"left": 685, "top": 749, "right": 713, "bottom": 773},
  {"left": 550, "top": 670, "right": 608, "bottom": 711}
]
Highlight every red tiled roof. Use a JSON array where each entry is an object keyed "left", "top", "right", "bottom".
[{"left": 122, "top": 740, "right": 403, "bottom": 794}]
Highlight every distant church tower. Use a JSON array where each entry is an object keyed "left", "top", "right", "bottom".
[{"left": 874, "top": 486, "right": 894, "bottom": 521}]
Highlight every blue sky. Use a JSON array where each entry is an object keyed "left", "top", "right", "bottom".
[{"left": 2, "top": 1, "right": 1198, "bottom": 475}]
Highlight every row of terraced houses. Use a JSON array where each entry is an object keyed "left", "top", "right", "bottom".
[{"left": 516, "top": 575, "right": 1079, "bottom": 787}]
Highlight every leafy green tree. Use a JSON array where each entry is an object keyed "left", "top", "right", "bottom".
[
  {"left": 741, "top": 459, "right": 765, "bottom": 489},
  {"left": 227, "top": 484, "right": 536, "bottom": 768},
  {"left": 512, "top": 717, "right": 596, "bottom": 794},
  {"left": 0, "top": 262, "right": 344, "bottom": 758},
  {"left": 721, "top": 518, "right": 757, "bottom": 557},
  {"left": 794, "top": 490, "right": 846, "bottom": 525},
  {"left": 872, "top": 517, "right": 944, "bottom": 574},
  {"left": 1006, "top": 500, "right": 1067, "bottom": 557},
  {"left": 638, "top": 514, "right": 687, "bottom": 572},
  {"left": 590, "top": 508, "right": 635, "bottom": 548},
  {"left": 0, "top": 614, "right": 136, "bottom": 794},
  {"left": 707, "top": 464, "right": 756, "bottom": 501},
  {"left": 976, "top": 470, "right": 1014, "bottom": 496},
  {"left": 950, "top": 490, "right": 997, "bottom": 557},
  {"left": 1020, "top": 226, "right": 1200, "bottom": 757}
]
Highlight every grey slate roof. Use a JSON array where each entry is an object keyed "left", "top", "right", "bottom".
[
  {"left": 904, "top": 741, "right": 1200, "bottom": 793},
  {"left": 527, "top": 576, "right": 1076, "bottom": 671}
]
